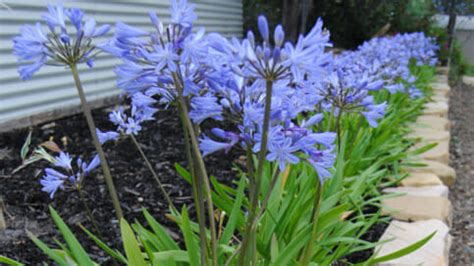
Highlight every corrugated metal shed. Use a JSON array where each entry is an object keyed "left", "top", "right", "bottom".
[{"left": 0, "top": 0, "right": 242, "bottom": 131}]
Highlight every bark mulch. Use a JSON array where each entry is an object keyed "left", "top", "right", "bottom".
[
  {"left": 449, "top": 81, "right": 474, "bottom": 265},
  {"left": 0, "top": 106, "right": 240, "bottom": 265},
  {"left": 0, "top": 105, "right": 387, "bottom": 264}
]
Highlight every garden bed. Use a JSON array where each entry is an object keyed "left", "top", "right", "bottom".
[
  {"left": 0, "top": 106, "right": 242, "bottom": 264},
  {"left": 0, "top": 106, "right": 389, "bottom": 264},
  {"left": 0, "top": 1, "right": 444, "bottom": 264}
]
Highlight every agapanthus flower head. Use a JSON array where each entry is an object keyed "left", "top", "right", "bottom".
[
  {"left": 185, "top": 15, "right": 338, "bottom": 179},
  {"left": 200, "top": 115, "right": 337, "bottom": 179},
  {"left": 97, "top": 93, "right": 158, "bottom": 144},
  {"left": 40, "top": 152, "right": 100, "bottom": 198},
  {"left": 316, "top": 69, "right": 387, "bottom": 128},
  {"left": 336, "top": 32, "right": 437, "bottom": 99},
  {"left": 13, "top": 5, "right": 110, "bottom": 80},
  {"left": 170, "top": 0, "right": 197, "bottom": 28},
  {"left": 207, "top": 15, "right": 331, "bottom": 82},
  {"left": 100, "top": 0, "right": 208, "bottom": 124}
]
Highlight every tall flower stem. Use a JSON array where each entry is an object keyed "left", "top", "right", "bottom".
[
  {"left": 335, "top": 109, "right": 343, "bottom": 149},
  {"left": 246, "top": 147, "right": 256, "bottom": 204},
  {"left": 77, "top": 187, "right": 102, "bottom": 238},
  {"left": 179, "top": 103, "right": 209, "bottom": 265},
  {"left": 239, "top": 79, "right": 274, "bottom": 266},
  {"left": 130, "top": 134, "right": 176, "bottom": 211},
  {"left": 346, "top": 115, "right": 363, "bottom": 158},
  {"left": 299, "top": 179, "right": 323, "bottom": 265},
  {"left": 70, "top": 64, "right": 123, "bottom": 219},
  {"left": 326, "top": 106, "right": 335, "bottom": 132},
  {"left": 173, "top": 73, "right": 218, "bottom": 266},
  {"left": 254, "top": 167, "right": 281, "bottom": 222}
]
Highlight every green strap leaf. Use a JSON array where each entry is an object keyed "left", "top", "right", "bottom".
[
  {"left": 120, "top": 219, "right": 147, "bottom": 266},
  {"left": 370, "top": 231, "right": 436, "bottom": 264},
  {"left": 153, "top": 250, "right": 191, "bottom": 263},
  {"left": 27, "top": 231, "right": 69, "bottom": 266},
  {"left": 80, "top": 224, "right": 127, "bottom": 264},
  {"left": 179, "top": 207, "right": 200, "bottom": 266},
  {"left": 142, "top": 209, "right": 180, "bottom": 251},
  {"left": 219, "top": 175, "right": 246, "bottom": 245},
  {"left": 274, "top": 225, "right": 311, "bottom": 265},
  {"left": 0, "top": 255, "right": 25, "bottom": 266},
  {"left": 49, "top": 207, "right": 95, "bottom": 266},
  {"left": 20, "top": 131, "right": 32, "bottom": 160}
]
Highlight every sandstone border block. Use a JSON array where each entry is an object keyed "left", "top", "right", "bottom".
[
  {"left": 403, "top": 160, "right": 456, "bottom": 187},
  {"left": 375, "top": 219, "right": 451, "bottom": 265},
  {"left": 382, "top": 195, "right": 452, "bottom": 226},
  {"left": 407, "top": 128, "right": 450, "bottom": 142},
  {"left": 400, "top": 173, "right": 444, "bottom": 187},
  {"left": 415, "top": 115, "right": 451, "bottom": 131},
  {"left": 383, "top": 185, "right": 449, "bottom": 198}
]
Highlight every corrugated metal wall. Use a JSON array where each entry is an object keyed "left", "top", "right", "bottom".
[{"left": 0, "top": 0, "right": 242, "bottom": 129}]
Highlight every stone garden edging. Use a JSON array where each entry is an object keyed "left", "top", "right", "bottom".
[{"left": 376, "top": 70, "right": 454, "bottom": 265}]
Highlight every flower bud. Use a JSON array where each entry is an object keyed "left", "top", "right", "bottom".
[
  {"left": 263, "top": 47, "right": 271, "bottom": 61},
  {"left": 272, "top": 47, "right": 281, "bottom": 62},
  {"left": 247, "top": 30, "right": 255, "bottom": 48},
  {"left": 220, "top": 98, "right": 231, "bottom": 108},
  {"left": 149, "top": 12, "right": 163, "bottom": 34},
  {"left": 211, "top": 128, "right": 226, "bottom": 139},
  {"left": 274, "top": 25, "right": 284, "bottom": 47},
  {"left": 256, "top": 46, "right": 264, "bottom": 60},
  {"left": 258, "top": 15, "right": 269, "bottom": 42},
  {"left": 60, "top": 33, "right": 70, "bottom": 44}
]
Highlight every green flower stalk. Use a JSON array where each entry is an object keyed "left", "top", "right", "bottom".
[
  {"left": 70, "top": 65, "right": 123, "bottom": 219},
  {"left": 12, "top": 5, "right": 123, "bottom": 219}
]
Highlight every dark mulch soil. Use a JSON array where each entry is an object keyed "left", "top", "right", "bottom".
[
  {"left": 0, "top": 106, "right": 241, "bottom": 265},
  {"left": 449, "top": 81, "right": 474, "bottom": 265},
  {"left": 342, "top": 204, "right": 390, "bottom": 264},
  {"left": 0, "top": 105, "right": 388, "bottom": 265}
]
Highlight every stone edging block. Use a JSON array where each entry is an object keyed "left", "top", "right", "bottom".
[
  {"left": 383, "top": 185, "right": 449, "bottom": 198},
  {"left": 381, "top": 195, "right": 452, "bottom": 226},
  {"left": 407, "top": 128, "right": 450, "bottom": 142},
  {"left": 415, "top": 115, "right": 451, "bottom": 131},
  {"left": 403, "top": 160, "right": 456, "bottom": 187},
  {"left": 423, "top": 102, "right": 448, "bottom": 117},
  {"left": 400, "top": 172, "right": 444, "bottom": 187},
  {"left": 462, "top": 75, "right": 474, "bottom": 86},
  {"left": 375, "top": 219, "right": 451, "bottom": 265}
]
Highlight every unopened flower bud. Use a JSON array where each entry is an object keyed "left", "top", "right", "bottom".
[
  {"left": 258, "top": 15, "right": 269, "bottom": 42},
  {"left": 274, "top": 25, "right": 284, "bottom": 47},
  {"left": 256, "top": 46, "right": 264, "bottom": 60},
  {"left": 263, "top": 47, "right": 271, "bottom": 60},
  {"left": 149, "top": 12, "right": 163, "bottom": 35},
  {"left": 247, "top": 30, "right": 255, "bottom": 48},
  {"left": 273, "top": 47, "right": 281, "bottom": 62},
  {"left": 211, "top": 128, "right": 226, "bottom": 139},
  {"left": 220, "top": 98, "right": 231, "bottom": 108}
]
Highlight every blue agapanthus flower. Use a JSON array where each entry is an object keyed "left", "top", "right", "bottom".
[
  {"left": 13, "top": 4, "right": 110, "bottom": 80},
  {"left": 96, "top": 91, "right": 158, "bottom": 144},
  {"left": 170, "top": 0, "right": 198, "bottom": 28},
  {"left": 194, "top": 15, "right": 337, "bottom": 179},
  {"left": 40, "top": 152, "right": 100, "bottom": 199},
  {"left": 316, "top": 68, "right": 388, "bottom": 128},
  {"left": 336, "top": 32, "right": 438, "bottom": 99}
]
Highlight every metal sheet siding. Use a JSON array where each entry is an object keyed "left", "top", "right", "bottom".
[{"left": 0, "top": 0, "right": 242, "bottom": 126}]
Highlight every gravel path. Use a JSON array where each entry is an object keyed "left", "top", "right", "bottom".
[{"left": 449, "top": 82, "right": 474, "bottom": 265}]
